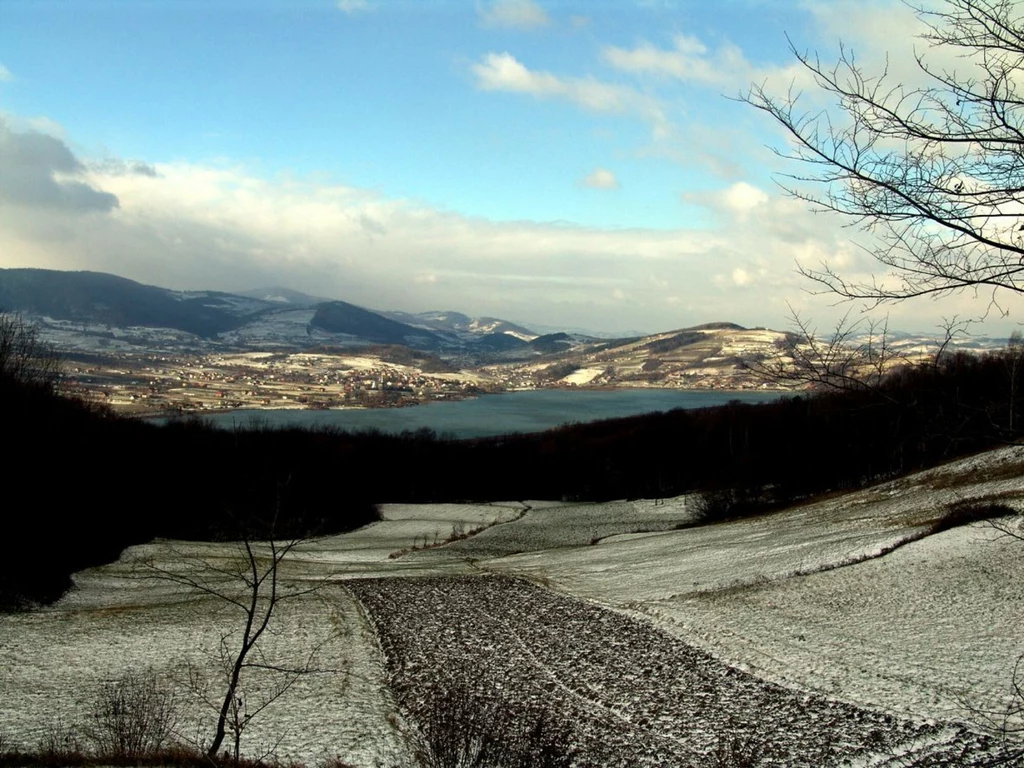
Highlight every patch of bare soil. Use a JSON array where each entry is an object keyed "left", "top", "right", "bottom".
[{"left": 348, "top": 575, "right": 1013, "bottom": 767}]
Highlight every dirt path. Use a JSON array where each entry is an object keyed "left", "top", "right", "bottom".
[{"left": 347, "top": 574, "right": 1013, "bottom": 767}]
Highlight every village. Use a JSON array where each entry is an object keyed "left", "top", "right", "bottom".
[
  {"left": 58, "top": 344, "right": 784, "bottom": 416},
  {"left": 61, "top": 351, "right": 498, "bottom": 415}
]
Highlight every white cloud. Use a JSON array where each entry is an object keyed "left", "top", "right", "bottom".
[
  {"left": 0, "top": 63, "right": 13, "bottom": 82},
  {"left": 593, "top": 32, "right": 818, "bottom": 170},
  {"left": 88, "top": 161, "right": 894, "bottom": 329},
  {"left": 336, "top": 0, "right": 370, "bottom": 15},
  {"left": 471, "top": 52, "right": 668, "bottom": 135},
  {"left": 723, "top": 182, "right": 768, "bottom": 213},
  {"left": 604, "top": 35, "right": 720, "bottom": 84},
  {"left": 0, "top": 153, "right": 782, "bottom": 330},
  {"left": 478, "top": 0, "right": 550, "bottom": 29},
  {"left": 603, "top": 33, "right": 814, "bottom": 92},
  {"left": 582, "top": 168, "right": 619, "bottom": 189},
  {"left": 758, "top": 1, "right": 991, "bottom": 120},
  {"left": 683, "top": 182, "right": 769, "bottom": 219}
]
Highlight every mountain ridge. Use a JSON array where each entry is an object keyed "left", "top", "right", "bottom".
[{"left": 0, "top": 268, "right": 538, "bottom": 352}]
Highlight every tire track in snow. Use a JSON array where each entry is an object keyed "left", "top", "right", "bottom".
[{"left": 467, "top": 601, "right": 695, "bottom": 757}]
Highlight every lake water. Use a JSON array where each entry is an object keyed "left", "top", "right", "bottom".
[{"left": 197, "top": 388, "right": 787, "bottom": 439}]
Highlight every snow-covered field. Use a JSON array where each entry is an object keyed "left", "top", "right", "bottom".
[{"left": 1, "top": 447, "right": 1022, "bottom": 766}]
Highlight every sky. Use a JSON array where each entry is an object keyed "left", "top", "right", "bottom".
[{"left": 0, "top": 0, "right": 1019, "bottom": 337}]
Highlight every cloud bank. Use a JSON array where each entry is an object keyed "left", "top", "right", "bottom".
[
  {"left": 0, "top": 118, "right": 118, "bottom": 213},
  {"left": 0, "top": 115, "right": 999, "bottom": 335}
]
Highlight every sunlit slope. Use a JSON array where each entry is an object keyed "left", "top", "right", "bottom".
[{"left": 485, "top": 445, "right": 1024, "bottom": 730}]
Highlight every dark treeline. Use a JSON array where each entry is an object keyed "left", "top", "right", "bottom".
[
  {"left": 2, "top": 376, "right": 383, "bottom": 607},
  {"left": 4, "top": 347, "right": 1021, "bottom": 606}
]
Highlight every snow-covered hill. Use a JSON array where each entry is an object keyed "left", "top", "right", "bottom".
[{"left": 1, "top": 442, "right": 1021, "bottom": 766}]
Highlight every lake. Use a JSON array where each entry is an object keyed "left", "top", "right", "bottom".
[{"left": 197, "top": 388, "right": 787, "bottom": 439}]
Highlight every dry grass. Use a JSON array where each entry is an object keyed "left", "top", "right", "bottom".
[
  {"left": 0, "top": 744, "right": 352, "bottom": 768},
  {"left": 925, "top": 448, "right": 1024, "bottom": 491}
]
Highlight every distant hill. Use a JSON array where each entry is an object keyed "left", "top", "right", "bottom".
[
  {"left": 0, "top": 268, "right": 272, "bottom": 337},
  {"left": 382, "top": 309, "right": 537, "bottom": 340},
  {"left": 529, "top": 332, "right": 578, "bottom": 354},
  {"left": 0, "top": 268, "right": 549, "bottom": 353},
  {"left": 238, "top": 287, "right": 328, "bottom": 307},
  {"left": 311, "top": 300, "right": 447, "bottom": 349},
  {"left": 0, "top": 269, "right": 818, "bottom": 382},
  {"left": 478, "top": 323, "right": 807, "bottom": 388},
  {"left": 472, "top": 331, "right": 529, "bottom": 352}
]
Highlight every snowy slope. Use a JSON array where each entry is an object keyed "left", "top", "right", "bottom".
[{"left": 1, "top": 446, "right": 1021, "bottom": 765}]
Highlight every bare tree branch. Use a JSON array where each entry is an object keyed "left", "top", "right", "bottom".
[
  {"left": 0, "top": 311, "right": 62, "bottom": 390},
  {"left": 741, "top": 0, "right": 1024, "bottom": 308},
  {"left": 743, "top": 305, "right": 908, "bottom": 398}
]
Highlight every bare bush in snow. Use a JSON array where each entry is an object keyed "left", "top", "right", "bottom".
[{"left": 85, "top": 668, "right": 178, "bottom": 759}]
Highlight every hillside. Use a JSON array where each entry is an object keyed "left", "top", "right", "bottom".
[
  {"left": 381, "top": 308, "right": 537, "bottom": 341},
  {"left": 482, "top": 324, "right": 797, "bottom": 388},
  {"left": 0, "top": 267, "right": 535, "bottom": 356},
  {"left": 2, "top": 445, "right": 1020, "bottom": 766},
  {"left": 0, "top": 268, "right": 270, "bottom": 337},
  {"left": 310, "top": 300, "right": 448, "bottom": 349}
]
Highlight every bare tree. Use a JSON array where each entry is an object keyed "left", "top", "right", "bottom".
[
  {"left": 743, "top": 0, "right": 1024, "bottom": 313},
  {"left": 744, "top": 306, "right": 908, "bottom": 394},
  {"left": 743, "top": 7, "right": 1024, "bottom": 745},
  {"left": 0, "top": 311, "right": 62, "bottom": 389},
  {"left": 1004, "top": 330, "right": 1024, "bottom": 431},
  {"left": 140, "top": 529, "right": 328, "bottom": 763}
]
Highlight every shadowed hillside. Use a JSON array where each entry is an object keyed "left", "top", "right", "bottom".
[{"left": 0, "top": 269, "right": 269, "bottom": 337}]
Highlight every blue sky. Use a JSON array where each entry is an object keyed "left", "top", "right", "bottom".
[{"left": 0, "top": 0, "right": 1016, "bottom": 336}]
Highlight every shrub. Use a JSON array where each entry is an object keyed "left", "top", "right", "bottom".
[
  {"left": 707, "top": 731, "right": 775, "bottom": 768},
  {"left": 691, "top": 486, "right": 766, "bottom": 525},
  {"left": 35, "top": 715, "right": 83, "bottom": 764},
  {"left": 85, "top": 668, "right": 178, "bottom": 759},
  {"left": 413, "top": 682, "right": 573, "bottom": 768},
  {"left": 931, "top": 500, "right": 1019, "bottom": 536}
]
